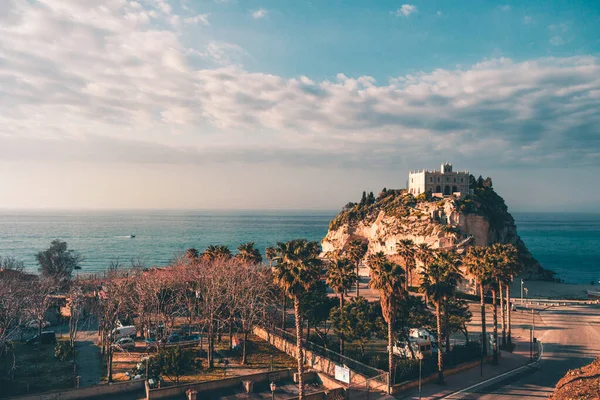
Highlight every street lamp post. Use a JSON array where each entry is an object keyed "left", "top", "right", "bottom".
[
  {"left": 270, "top": 382, "right": 276, "bottom": 400},
  {"left": 521, "top": 279, "right": 524, "bottom": 304},
  {"left": 418, "top": 353, "right": 423, "bottom": 400}
]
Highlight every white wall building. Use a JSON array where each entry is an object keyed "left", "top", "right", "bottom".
[{"left": 408, "top": 162, "right": 470, "bottom": 196}]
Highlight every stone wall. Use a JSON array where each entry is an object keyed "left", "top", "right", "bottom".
[
  {"left": 7, "top": 381, "right": 144, "bottom": 400},
  {"left": 252, "top": 326, "right": 388, "bottom": 394},
  {"left": 146, "top": 369, "right": 291, "bottom": 400}
]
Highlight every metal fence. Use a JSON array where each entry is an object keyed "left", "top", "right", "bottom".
[{"left": 266, "top": 325, "right": 385, "bottom": 379}]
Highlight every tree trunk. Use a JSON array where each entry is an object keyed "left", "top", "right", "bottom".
[
  {"left": 444, "top": 297, "right": 450, "bottom": 353},
  {"left": 282, "top": 294, "right": 287, "bottom": 330},
  {"left": 356, "top": 261, "right": 360, "bottom": 297},
  {"left": 492, "top": 288, "right": 498, "bottom": 364},
  {"left": 306, "top": 319, "right": 310, "bottom": 342},
  {"left": 339, "top": 293, "right": 344, "bottom": 356},
  {"left": 388, "top": 320, "right": 394, "bottom": 385},
  {"left": 499, "top": 281, "right": 506, "bottom": 348},
  {"left": 242, "top": 331, "right": 249, "bottom": 365},
  {"left": 479, "top": 282, "right": 487, "bottom": 356},
  {"left": 294, "top": 297, "right": 305, "bottom": 400},
  {"left": 507, "top": 284, "right": 512, "bottom": 345},
  {"left": 228, "top": 321, "right": 233, "bottom": 351},
  {"left": 208, "top": 323, "right": 214, "bottom": 369},
  {"left": 107, "top": 346, "right": 113, "bottom": 383},
  {"left": 436, "top": 302, "right": 444, "bottom": 384}
]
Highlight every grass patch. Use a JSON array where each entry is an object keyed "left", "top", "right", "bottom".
[{"left": 0, "top": 342, "right": 73, "bottom": 398}]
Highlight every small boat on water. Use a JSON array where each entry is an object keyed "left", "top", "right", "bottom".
[{"left": 130, "top": 234, "right": 136, "bottom": 238}]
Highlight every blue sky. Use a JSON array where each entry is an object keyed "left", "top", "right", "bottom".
[{"left": 0, "top": 0, "right": 599, "bottom": 211}]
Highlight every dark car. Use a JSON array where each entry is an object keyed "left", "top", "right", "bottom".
[
  {"left": 26, "top": 331, "right": 56, "bottom": 345},
  {"left": 167, "top": 333, "right": 180, "bottom": 343},
  {"left": 181, "top": 334, "right": 200, "bottom": 342}
]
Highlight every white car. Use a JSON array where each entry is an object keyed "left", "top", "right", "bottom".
[
  {"left": 25, "top": 320, "right": 50, "bottom": 330},
  {"left": 112, "top": 337, "right": 136, "bottom": 351}
]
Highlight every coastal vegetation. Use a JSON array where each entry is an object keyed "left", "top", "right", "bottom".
[{"left": 0, "top": 225, "right": 527, "bottom": 399}]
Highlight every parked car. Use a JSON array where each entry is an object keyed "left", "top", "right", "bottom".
[
  {"left": 112, "top": 337, "right": 135, "bottom": 351},
  {"left": 25, "top": 320, "right": 50, "bottom": 330},
  {"left": 144, "top": 337, "right": 157, "bottom": 348},
  {"left": 26, "top": 331, "right": 56, "bottom": 345},
  {"left": 391, "top": 338, "right": 433, "bottom": 359},
  {"left": 167, "top": 333, "right": 180, "bottom": 343},
  {"left": 110, "top": 325, "right": 137, "bottom": 341},
  {"left": 181, "top": 334, "right": 200, "bottom": 342}
]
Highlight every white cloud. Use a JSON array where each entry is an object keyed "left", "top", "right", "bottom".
[
  {"left": 523, "top": 16, "right": 532, "bottom": 24},
  {"left": 0, "top": 0, "right": 599, "bottom": 173},
  {"left": 498, "top": 5, "right": 511, "bottom": 12},
  {"left": 251, "top": 8, "right": 268, "bottom": 19},
  {"left": 393, "top": 4, "right": 417, "bottom": 17},
  {"left": 550, "top": 36, "right": 565, "bottom": 46},
  {"left": 184, "top": 13, "right": 209, "bottom": 25},
  {"left": 437, "top": 11, "right": 443, "bottom": 16}
]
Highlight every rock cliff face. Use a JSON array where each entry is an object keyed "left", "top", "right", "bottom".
[{"left": 322, "top": 185, "right": 551, "bottom": 280}]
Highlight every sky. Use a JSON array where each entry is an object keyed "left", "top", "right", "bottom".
[{"left": 0, "top": 0, "right": 599, "bottom": 212}]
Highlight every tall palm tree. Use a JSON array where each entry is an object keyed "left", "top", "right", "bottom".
[
  {"left": 437, "top": 250, "right": 461, "bottom": 353},
  {"left": 266, "top": 246, "right": 287, "bottom": 330},
  {"left": 464, "top": 246, "right": 491, "bottom": 356},
  {"left": 272, "top": 239, "right": 322, "bottom": 400},
  {"left": 203, "top": 245, "right": 232, "bottom": 262},
  {"left": 185, "top": 248, "right": 199, "bottom": 264},
  {"left": 420, "top": 253, "right": 462, "bottom": 384},
  {"left": 485, "top": 244, "right": 504, "bottom": 364},
  {"left": 346, "top": 240, "right": 368, "bottom": 296},
  {"left": 396, "top": 239, "right": 416, "bottom": 290},
  {"left": 493, "top": 244, "right": 519, "bottom": 347},
  {"left": 502, "top": 245, "right": 520, "bottom": 346},
  {"left": 416, "top": 243, "right": 434, "bottom": 304},
  {"left": 236, "top": 242, "right": 263, "bottom": 265},
  {"left": 325, "top": 257, "right": 356, "bottom": 355},
  {"left": 368, "top": 252, "right": 406, "bottom": 387}
]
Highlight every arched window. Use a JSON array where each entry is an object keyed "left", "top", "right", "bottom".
[
  {"left": 444, "top": 185, "right": 451, "bottom": 195},
  {"left": 436, "top": 185, "right": 441, "bottom": 193},
  {"left": 452, "top": 185, "right": 458, "bottom": 193},
  {"left": 446, "top": 177, "right": 450, "bottom": 182}
]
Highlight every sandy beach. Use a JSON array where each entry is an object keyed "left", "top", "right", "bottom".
[{"left": 510, "top": 279, "right": 600, "bottom": 300}]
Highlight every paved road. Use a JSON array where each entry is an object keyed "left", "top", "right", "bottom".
[{"left": 455, "top": 304, "right": 600, "bottom": 399}]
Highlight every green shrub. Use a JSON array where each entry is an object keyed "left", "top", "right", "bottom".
[{"left": 55, "top": 341, "right": 75, "bottom": 361}]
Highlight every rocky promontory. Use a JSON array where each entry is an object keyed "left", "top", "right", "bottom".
[{"left": 322, "top": 177, "right": 552, "bottom": 280}]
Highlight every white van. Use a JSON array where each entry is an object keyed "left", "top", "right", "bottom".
[
  {"left": 392, "top": 338, "right": 433, "bottom": 359},
  {"left": 110, "top": 325, "right": 137, "bottom": 341},
  {"left": 410, "top": 328, "right": 437, "bottom": 345}
]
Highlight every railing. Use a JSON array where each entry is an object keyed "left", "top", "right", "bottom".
[{"left": 265, "top": 325, "right": 385, "bottom": 379}]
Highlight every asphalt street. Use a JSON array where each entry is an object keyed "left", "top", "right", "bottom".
[{"left": 454, "top": 304, "right": 600, "bottom": 399}]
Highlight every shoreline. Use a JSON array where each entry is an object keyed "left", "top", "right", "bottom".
[{"left": 510, "top": 279, "right": 600, "bottom": 300}]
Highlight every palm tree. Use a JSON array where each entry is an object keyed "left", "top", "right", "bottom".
[
  {"left": 266, "top": 246, "right": 287, "bottom": 330},
  {"left": 502, "top": 245, "right": 520, "bottom": 346},
  {"left": 416, "top": 243, "right": 434, "bottom": 303},
  {"left": 368, "top": 252, "right": 406, "bottom": 387},
  {"left": 485, "top": 244, "right": 504, "bottom": 364},
  {"left": 437, "top": 251, "right": 461, "bottom": 353},
  {"left": 272, "top": 239, "right": 322, "bottom": 400},
  {"left": 420, "top": 253, "right": 462, "bottom": 384},
  {"left": 493, "top": 244, "right": 519, "bottom": 347},
  {"left": 203, "top": 245, "right": 232, "bottom": 262},
  {"left": 236, "top": 242, "right": 263, "bottom": 265},
  {"left": 464, "top": 246, "right": 491, "bottom": 356},
  {"left": 265, "top": 247, "right": 276, "bottom": 267},
  {"left": 346, "top": 240, "right": 367, "bottom": 297},
  {"left": 325, "top": 257, "right": 356, "bottom": 355},
  {"left": 396, "top": 239, "right": 416, "bottom": 290},
  {"left": 185, "top": 248, "right": 199, "bottom": 264}
]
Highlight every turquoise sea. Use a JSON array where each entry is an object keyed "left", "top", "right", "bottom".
[{"left": 0, "top": 211, "right": 598, "bottom": 284}]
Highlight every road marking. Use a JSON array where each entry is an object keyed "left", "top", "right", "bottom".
[{"left": 440, "top": 341, "right": 544, "bottom": 399}]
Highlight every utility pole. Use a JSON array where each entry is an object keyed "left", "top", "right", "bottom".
[{"left": 521, "top": 279, "right": 524, "bottom": 304}]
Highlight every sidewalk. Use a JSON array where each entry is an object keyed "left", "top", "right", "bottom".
[{"left": 395, "top": 340, "right": 533, "bottom": 399}]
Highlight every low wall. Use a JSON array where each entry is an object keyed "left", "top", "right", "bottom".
[
  {"left": 8, "top": 381, "right": 144, "bottom": 400},
  {"left": 146, "top": 369, "right": 291, "bottom": 400},
  {"left": 391, "top": 358, "right": 489, "bottom": 395},
  {"left": 253, "top": 327, "right": 388, "bottom": 393},
  {"left": 287, "top": 387, "right": 345, "bottom": 400}
]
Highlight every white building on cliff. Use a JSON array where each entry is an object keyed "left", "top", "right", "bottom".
[{"left": 408, "top": 162, "right": 470, "bottom": 197}]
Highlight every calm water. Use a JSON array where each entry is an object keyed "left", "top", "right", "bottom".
[{"left": 0, "top": 210, "right": 598, "bottom": 283}]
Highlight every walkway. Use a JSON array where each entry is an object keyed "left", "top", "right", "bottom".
[{"left": 396, "top": 340, "right": 532, "bottom": 399}]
